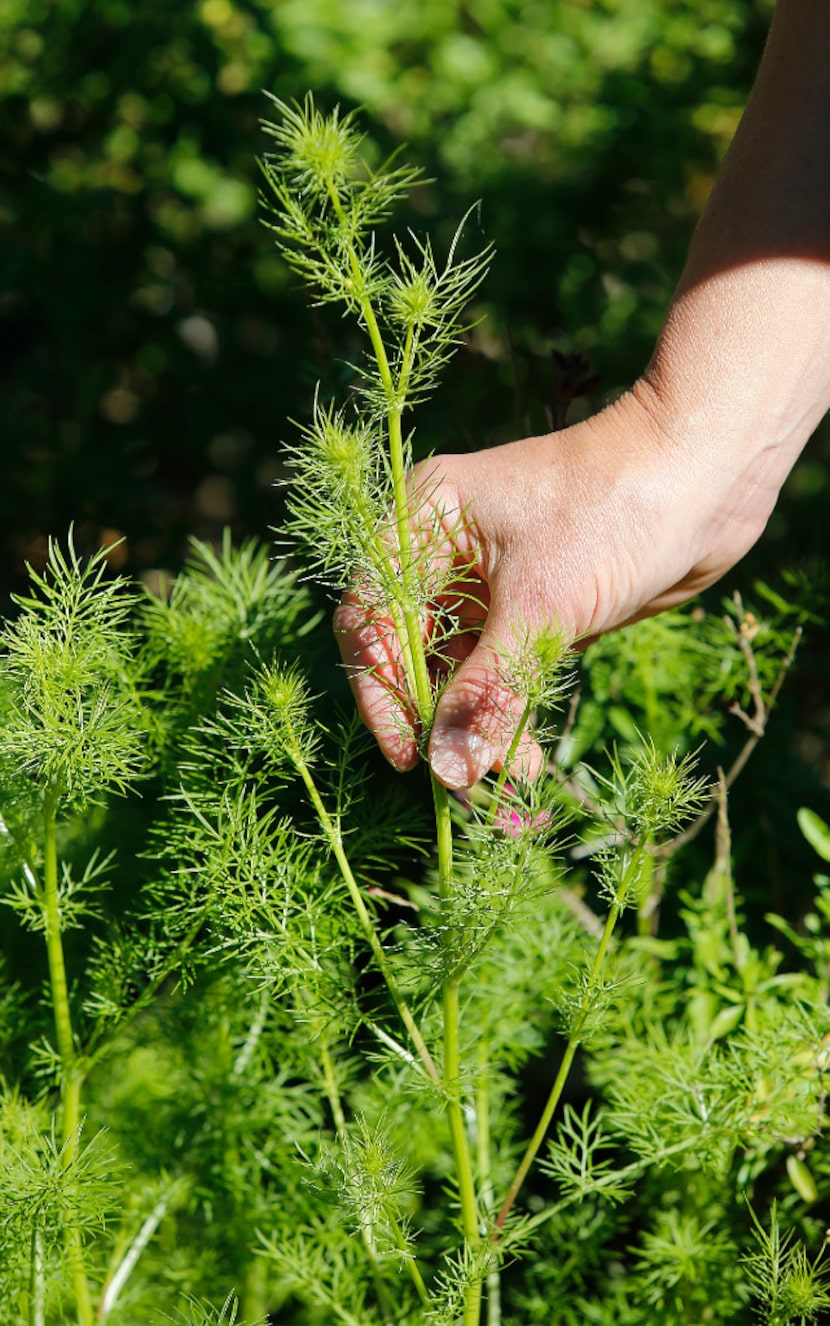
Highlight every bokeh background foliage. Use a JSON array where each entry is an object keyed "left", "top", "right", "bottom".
[
  {"left": 1, "top": 0, "right": 829, "bottom": 905},
  {"left": 7, "top": 0, "right": 813, "bottom": 589}
]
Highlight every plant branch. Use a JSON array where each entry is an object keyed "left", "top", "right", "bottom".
[
  {"left": 389, "top": 1214, "right": 432, "bottom": 1311},
  {"left": 325, "top": 176, "right": 433, "bottom": 730},
  {"left": 320, "top": 1041, "right": 398, "bottom": 1326},
  {"left": 483, "top": 700, "right": 534, "bottom": 832},
  {"left": 293, "top": 749, "right": 438, "bottom": 1082},
  {"left": 42, "top": 790, "right": 76, "bottom": 1138},
  {"left": 493, "top": 901, "right": 620, "bottom": 1236},
  {"left": 508, "top": 1136, "right": 700, "bottom": 1247}
]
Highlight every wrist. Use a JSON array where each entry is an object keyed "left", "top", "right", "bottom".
[
  {"left": 602, "top": 374, "right": 784, "bottom": 591},
  {"left": 627, "top": 343, "right": 799, "bottom": 546}
]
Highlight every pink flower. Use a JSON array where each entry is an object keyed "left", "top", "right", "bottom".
[
  {"left": 453, "top": 781, "right": 551, "bottom": 837},
  {"left": 494, "top": 783, "right": 551, "bottom": 837}
]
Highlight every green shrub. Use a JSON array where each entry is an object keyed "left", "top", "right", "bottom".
[{"left": 1, "top": 97, "right": 827, "bottom": 1326}]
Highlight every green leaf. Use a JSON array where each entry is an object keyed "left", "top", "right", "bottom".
[
  {"left": 797, "top": 808, "right": 830, "bottom": 863},
  {"left": 786, "top": 1154, "right": 818, "bottom": 1205}
]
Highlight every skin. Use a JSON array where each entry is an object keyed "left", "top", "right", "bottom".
[{"left": 335, "top": 0, "right": 830, "bottom": 791}]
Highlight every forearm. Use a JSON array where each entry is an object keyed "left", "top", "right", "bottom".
[
  {"left": 340, "top": 1, "right": 830, "bottom": 782},
  {"left": 639, "top": 0, "right": 830, "bottom": 499}
]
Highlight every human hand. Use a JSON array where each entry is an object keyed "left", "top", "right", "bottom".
[
  {"left": 333, "top": 0, "right": 830, "bottom": 792},
  {"left": 333, "top": 382, "right": 786, "bottom": 791}
]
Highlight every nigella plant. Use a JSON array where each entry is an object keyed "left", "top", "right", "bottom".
[
  {"left": 256, "top": 95, "right": 713, "bottom": 1324},
  {"left": 0, "top": 94, "right": 824, "bottom": 1326}
]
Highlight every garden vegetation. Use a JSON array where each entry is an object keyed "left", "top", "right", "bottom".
[{"left": 1, "top": 94, "right": 829, "bottom": 1326}]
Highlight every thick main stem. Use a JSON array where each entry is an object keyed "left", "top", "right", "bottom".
[
  {"left": 434, "top": 776, "right": 482, "bottom": 1326},
  {"left": 42, "top": 790, "right": 94, "bottom": 1326}
]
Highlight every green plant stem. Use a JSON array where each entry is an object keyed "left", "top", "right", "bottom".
[
  {"left": 389, "top": 1213, "right": 432, "bottom": 1311},
  {"left": 328, "top": 173, "right": 482, "bottom": 1321},
  {"left": 321, "top": 1040, "right": 432, "bottom": 1317},
  {"left": 509, "top": 1137, "right": 699, "bottom": 1247},
  {"left": 41, "top": 789, "right": 94, "bottom": 1326},
  {"left": 434, "top": 775, "right": 482, "bottom": 1326},
  {"left": 483, "top": 702, "right": 534, "bottom": 832},
  {"left": 443, "top": 978, "right": 479, "bottom": 1234},
  {"left": 635, "top": 851, "right": 657, "bottom": 936},
  {"left": 293, "top": 750, "right": 437, "bottom": 1081},
  {"left": 318, "top": 1044, "right": 432, "bottom": 1315},
  {"left": 319, "top": 1039, "right": 348, "bottom": 1134},
  {"left": 43, "top": 791, "right": 76, "bottom": 1138},
  {"left": 493, "top": 900, "right": 621, "bottom": 1236},
  {"left": 29, "top": 1229, "right": 45, "bottom": 1326},
  {"left": 326, "top": 178, "right": 433, "bottom": 730},
  {"left": 494, "top": 835, "right": 652, "bottom": 1234},
  {"left": 476, "top": 1062, "right": 501, "bottom": 1326},
  {"left": 359, "top": 495, "right": 419, "bottom": 693}
]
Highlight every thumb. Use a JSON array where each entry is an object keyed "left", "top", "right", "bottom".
[{"left": 427, "top": 576, "right": 536, "bottom": 791}]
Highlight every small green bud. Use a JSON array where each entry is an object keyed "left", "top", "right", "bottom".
[
  {"left": 259, "top": 661, "right": 310, "bottom": 727},
  {"left": 627, "top": 742, "right": 709, "bottom": 841},
  {"left": 388, "top": 267, "right": 440, "bottom": 330},
  {"left": 236, "top": 660, "right": 318, "bottom": 769},
  {"left": 497, "top": 621, "right": 573, "bottom": 713},
  {"left": 315, "top": 414, "right": 373, "bottom": 498},
  {"left": 261, "top": 94, "right": 362, "bottom": 199}
]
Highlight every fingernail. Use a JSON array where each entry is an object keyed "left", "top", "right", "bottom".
[{"left": 429, "top": 729, "right": 493, "bottom": 789}]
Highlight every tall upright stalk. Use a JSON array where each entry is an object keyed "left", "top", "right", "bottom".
[
  {"left": 325, "top": 173, "right": 484, "bottom": 1321},
  {"left": 41, "top": 787, "right": 94, "bottom": 1326},
  {"left": 262, "top": 104, "right": 500, "bottom": 1320}
]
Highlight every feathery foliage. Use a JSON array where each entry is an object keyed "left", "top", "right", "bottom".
[{"left": 0, "top": 95, "right": 822, "bottom": 1326}]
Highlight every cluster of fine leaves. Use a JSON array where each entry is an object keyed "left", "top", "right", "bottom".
[{"left": 0, "top": 535, "right": 824, "bottom": 1326}]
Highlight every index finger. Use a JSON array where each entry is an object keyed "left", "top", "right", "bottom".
[{"left": 333, "top": 588, "right": 421, "bottom": 771}]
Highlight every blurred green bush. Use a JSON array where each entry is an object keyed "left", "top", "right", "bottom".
[{"left": 3, "top": 0, "right": 793, "bottom": 592}]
